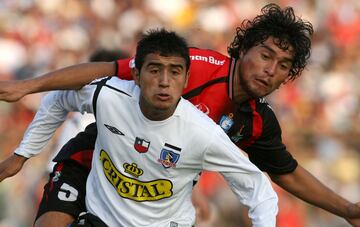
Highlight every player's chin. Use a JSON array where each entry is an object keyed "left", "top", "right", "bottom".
[
  {"left": 249, "top": 86, "right": 273, "bottom": 98},
  {"left": 153, "top": 101, "right": 176, "bottom": 111},
  {"left": 247, "top": 90, "right": 266, "bottom": 99}
]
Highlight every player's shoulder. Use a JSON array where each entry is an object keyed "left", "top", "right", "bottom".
[
  {"left": 254, "top": 98, "right": 276, "bottom": 117},
  {"left": 239, "top": 98, "right": 279, "bottom": 126},
  {"left": 190, "top": 47, "right": 229, "bottom": 65},
  {"left": 188, "top": 47, "right": 231, "bottom": 81},
  {"left": 178, "top": 98, "right": 220, "bottom": 131},
  {"left": 90, "top": 76, "right": 138, "bottom": 99},
  {"left": 106, "top": 77, "right": 137, "bottom": 94},
  {"left": 189, "top": 47, "right": 230, "bottom": 65},
  {"left": 253, "top": 98, "right": 281, "bottom": 131}
]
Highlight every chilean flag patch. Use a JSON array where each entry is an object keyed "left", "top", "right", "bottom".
[{"left": 134, "top": 137, "right": 150, "bottom": 153}]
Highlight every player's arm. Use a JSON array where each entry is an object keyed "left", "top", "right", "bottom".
[
  {"left": 203, "top": 126, "right": 278, "bottom": 227},
  {"left": 0, "top": 154, "right": 28, "bottom": 182},
  {"left": 269, "top": 166, "right": 360, "bottom": 222},
  {"left": 0, "top": 81, "right": 96, "bottom": 181},
  {"left": 248, "top": 108, "right": 360, "bottom": 224},
  {"left": 0, "top": 58, "right": 133, "bottom": 102},
  {"left": 0, "top": 89, "right": 70, "bottom": 181}
]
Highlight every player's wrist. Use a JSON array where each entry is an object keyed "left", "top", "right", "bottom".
[
  {"left": 345, "top": 203, "right": 360, "bottom": 218},
  {"left": 13, "top": 153, "right": 28, "bottom": 163},
  {"left": 10, "top": 79, "right": 37, "bottom": 99}
]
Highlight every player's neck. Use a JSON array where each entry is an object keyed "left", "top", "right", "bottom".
[
  {"left": 232, "top": 62, "right": 250, "bottom": 104},
  {"left": 139, "top": 98, "right": 177, "bottom": 121}
]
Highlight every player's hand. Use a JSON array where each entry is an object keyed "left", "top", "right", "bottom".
[
  {"left": 0, "top": 154, "right": 28, "bottom": 182},
  {"left": 0, "top": 80, "right": 29, "bottom": 102}
]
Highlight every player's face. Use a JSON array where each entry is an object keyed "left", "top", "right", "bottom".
[
  {"left": 236, "top": 37, "right": 294, "bottom": 100},
  {"left": 134, "top": 53, "right": 189, "bottom": 121}
]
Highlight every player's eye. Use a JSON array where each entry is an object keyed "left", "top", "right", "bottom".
[
  {"left": 279, "top": 63, "right": 291, "bottom": 71},
  {"left": 172, "top": 70, "right": 180, "bottom": 75},
  {"left": 150, "top": 69, "right": 160, "bottom": 74},
  {"left": 261, "top": 53, "right": 270, "bottom": 60}
]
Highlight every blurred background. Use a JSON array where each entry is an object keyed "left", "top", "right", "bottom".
[{"left": 0, "top": 0, "right": 360, "bottom": 226}]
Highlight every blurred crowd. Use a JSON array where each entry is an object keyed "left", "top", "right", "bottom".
[{"left": 0, "top": 0, "right": 360, "bottom": 226}]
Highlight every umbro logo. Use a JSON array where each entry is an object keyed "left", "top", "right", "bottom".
[{"left": 104, "top": 124, "right": 124, "bottom": 136}]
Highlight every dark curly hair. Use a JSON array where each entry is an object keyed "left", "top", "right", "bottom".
[{"left": 227, "top": 3, "right": 313, "bottom": 80}]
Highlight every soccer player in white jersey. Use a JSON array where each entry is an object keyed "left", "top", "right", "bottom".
[{"left": 12, "top": 29, "right": 277, "bottom": 226}]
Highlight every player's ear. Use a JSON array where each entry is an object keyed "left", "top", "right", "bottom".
[{"left": 133, "top": 68, "right": 140, "bottom": 85}]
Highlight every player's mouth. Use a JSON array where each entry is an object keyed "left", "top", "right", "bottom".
[
  {"left": 255, "top": 78, "right": 270, "bottom": 88},
  {"left": 157, "top": 93, "right": 171, "bottom": 101}
]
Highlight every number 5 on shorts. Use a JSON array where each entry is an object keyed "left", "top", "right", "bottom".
[{"left": 58, "top": 183, "right": 78, "bottom": 202}]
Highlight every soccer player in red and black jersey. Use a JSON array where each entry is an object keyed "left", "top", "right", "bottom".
[{"left": 1, "top": 3, "right": 360, "bottom": 227}]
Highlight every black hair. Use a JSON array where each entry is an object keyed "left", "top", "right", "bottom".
[
  {"left": 135, "top": 28, "right": 190, "bottom": 71},
  {"left": 227, "top": 3, "right": 314, "bottom": 80},
  {"left": 89, "top": 49, "right": 130, "bottom": 62}
]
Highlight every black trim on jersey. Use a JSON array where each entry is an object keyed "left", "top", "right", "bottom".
[
  {"left": 92, "top": 77, "right": 111, "bottom": 119},
  {"left": 104, "top": 84, "right": 132, "bottom": 97},
  {"left": 92, "top": 77, "right": 132, "bottom": 119},
  {"left": 164, "top": 143, "right": 181, "bottom": 152},
  {"left": 182, "top": 77, "right": 227, "bottom": 99}
]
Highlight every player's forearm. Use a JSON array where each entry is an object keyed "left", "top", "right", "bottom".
[
  {"left": 0, "top": 154, "right": 28, "bottom": 182},
  {"left": 26, "top": 62, "right": 116, "bottom": 94},
  {"left": 269, "top": 165, "right": 359, "bottom": 218}
]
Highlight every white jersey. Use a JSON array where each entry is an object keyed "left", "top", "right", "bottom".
[{"left": 15, "top": 77, "right": 277, "bottom": 227}]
